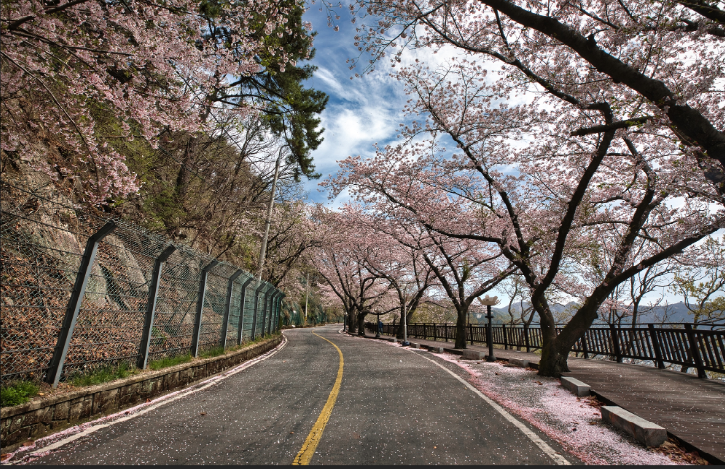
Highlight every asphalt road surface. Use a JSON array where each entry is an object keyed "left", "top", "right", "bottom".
[{"left": 28, "top": 325, "right": 578, "bottom": 465}]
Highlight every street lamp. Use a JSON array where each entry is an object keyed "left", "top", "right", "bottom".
[{"left": 478, "top": 295, "right": 499, "bottom": 362}]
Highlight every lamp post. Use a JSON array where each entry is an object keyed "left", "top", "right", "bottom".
[{"left": 478, "top": 295, "right": 499, "bottom": 362}]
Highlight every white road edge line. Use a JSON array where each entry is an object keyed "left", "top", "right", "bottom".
[
  {"left": 409, "top": 350, "right": 570, "bottom": 465},
  {"left": 10, "top": 335, "right": 288, "bottom": 464}
]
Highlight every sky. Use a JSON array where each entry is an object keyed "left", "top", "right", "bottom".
[
  {"left": 299, "top": 4, "right": 453, "bottom": 206},
  {"left": 299, "top": 5, "right": 400, "bottom": 205}
]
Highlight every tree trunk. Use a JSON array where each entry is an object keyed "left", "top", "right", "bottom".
[
  {"left": 347, "top": 310, "right": 358, "bottom": 334},
  {"left": 357, "top": 313, "right": 367, "bottom": 336},
  {"left": 538, "top": 296, "right": 601, "bottom": 377},
  {"left": 454, "top": 307, "right": 467, "bottom": 349},
  {"left": 538, "top": 339, "right": 570, "bottom": 376}
]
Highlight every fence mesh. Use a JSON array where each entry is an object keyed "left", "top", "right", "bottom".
[{"left": 1, "top": 180, "right": 281, "bottom": 383}]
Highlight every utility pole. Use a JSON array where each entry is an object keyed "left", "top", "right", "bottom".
[
  {"left": 304, "top": 272, "right": 309, "bottom": 325},
  {"left": 256, "top": 152, "right": 282, "bottom": 283},
  {"left": 402, "top": 297, "right": 409, "bottom": 346}
]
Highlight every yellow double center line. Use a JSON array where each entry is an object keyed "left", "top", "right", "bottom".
[{"left": 292, "top": 332, "right": 344, "bottom": 465}]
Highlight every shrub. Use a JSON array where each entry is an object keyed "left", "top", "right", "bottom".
[{"left": 1, "top": 381, "right": 39, "bottom": 407}]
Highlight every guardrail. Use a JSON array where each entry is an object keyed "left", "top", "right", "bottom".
[
  {"left": 1, "top": 180, "right": 284, "bottom": 386},
  {"left": 367, "top": 322, "right": 725, "bottom": 378}
]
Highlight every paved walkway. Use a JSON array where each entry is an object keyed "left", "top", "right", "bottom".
[{"left": 370, "top": 331, "right": 725, "bottom": 463}]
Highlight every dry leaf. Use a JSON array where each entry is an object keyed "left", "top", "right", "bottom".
[
  {"left": 21, "top": 441, "right": 33, "bottom": 447},
  {"left": 535, "top": 381, "right": 543, "bottom": 385},
  {"left": 200, "top": 412, "right": 206, "bottom": 416}
]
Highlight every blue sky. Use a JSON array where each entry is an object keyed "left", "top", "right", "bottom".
[
  {"left": 298, "top": 5, "right": 464, "bottom": 206},
  {"left": 297, "top": 6, "right": 487, "bottom": 206},
  {"left": 300, "top": 5, "right": 405, "bottom": 205}
]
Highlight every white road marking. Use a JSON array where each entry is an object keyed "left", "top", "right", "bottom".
[
  {"left": 10, "top": 336, "right": 288, "bottom": 464},
  {"left": 409, "top": 350, "right": 570, "bottom": 465}
]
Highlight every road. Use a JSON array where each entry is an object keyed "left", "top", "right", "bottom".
[{"left": 27, "top": 325, "right": 577, "bottom": 465}]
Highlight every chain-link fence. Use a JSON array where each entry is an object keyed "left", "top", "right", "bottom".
[{"left": 1, "top": 180, "right": 284, "bottom": 386}]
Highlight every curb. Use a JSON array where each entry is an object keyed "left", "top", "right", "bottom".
[{"left": 1, "top": 335, "right": 282, "bottom": 450}]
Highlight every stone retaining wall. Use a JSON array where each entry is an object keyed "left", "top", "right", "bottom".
[{"left": 1, "top": 335, "right": 282, "bottom": 448}]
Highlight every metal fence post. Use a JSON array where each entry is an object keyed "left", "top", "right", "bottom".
[
  {"left": 502, "top": 323, "right": 508, "bottom": 350},
  {"left": 271, "top": 292, "right": 280, "bottom": 332},
  {"left": 278, "top": 294, "right": 286, "bottom": 331},
  {"left": 276, "top": 292, "right": 282, "bottom": 330},
  {"left": 46, "top": 221, "right": 117, "bottom": 387},
  {"left": 250, "top": 283, "right": 265, "bottom": 339},
  {"left": 269, "top": 293, "right": 277, "bottom": 332},
  {"left": 237, "top": 277, "right": 255, "bottom": 345},
  {"left": 191, "top": 260, "right": 218, "bottom": 357},
  {"left": 524, "top": 324, "right": 531, "bottom": 352},
  {"left": 648, "top": 324, "right": 665, "bottom": 369},
  {"left": 684, "top": 324, "right": 707, "bottom": 378},
  {"left": 609, "top": 324, "right": 622, "bottom": 362},
  {"left": 221, "top": 269, "right": 243, "bottom": 349},
  {"left": 137, "top": 245, "right": 176, "bottom": 370},
  {"left": 267, "top": 291, "right": 276, "bottom": 333},
  {"left": 260, "top": 288, "right": 270, "bottom": 336}
]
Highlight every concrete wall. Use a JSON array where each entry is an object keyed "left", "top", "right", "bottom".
[{"left": 1, "top": 336, "right": 282, "bottom": 448}]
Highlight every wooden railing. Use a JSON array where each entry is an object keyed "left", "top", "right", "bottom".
[{"left": 365, "top": 322, "right": 725, "bottom": 378}]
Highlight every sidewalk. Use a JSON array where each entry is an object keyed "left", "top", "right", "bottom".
[{"left": 367, "top": 331, "right": 725, "bottom": 464}]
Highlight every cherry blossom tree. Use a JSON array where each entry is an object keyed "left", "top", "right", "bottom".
[
  {"left": 354, "top": 216, "right": 439, "bottom": 339},
  {"left": 350, "top": 0, "right": 725, "bottom": 197},
  {"left": 1, "top": 0, "right": 308, "bottom": 202},
  {"left": 328, "top": 60, "right": 723, "bottom": 375},
  {"left": 309, "top": 206, "right": 392, "bottom": 334},
  {"left": 376, "top": 219, "right": 515, "bottom": 348}
]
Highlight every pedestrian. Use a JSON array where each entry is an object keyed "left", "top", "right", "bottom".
[{"left": 378, "top": 318, "right": 383, "bottom": 335}]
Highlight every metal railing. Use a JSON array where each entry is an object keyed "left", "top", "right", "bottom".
[
  {"left": 1, "top": 180, "right": 284, "bottom": 386},
  {"left": 368, "top": 322, "right": 725, "bottom": 378}
]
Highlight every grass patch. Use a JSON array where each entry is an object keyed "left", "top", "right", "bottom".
[
  {"left": 69, "top": 362, "right": 136, "bottom": 387},
  {"left": 199, "top": 345, "right": 225, "bottom": 359},
  {"left": 0, "top": 381, "right": 40, "bottom": 407},
  {"left": 244, "top": 332, "right": 279, "bottom": 346},
  {"left": 148, "top": 353, "right": 192, "bottom": 371}
]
